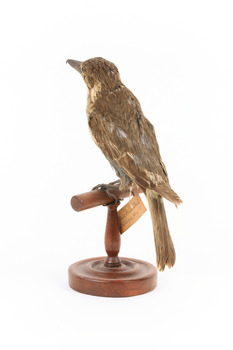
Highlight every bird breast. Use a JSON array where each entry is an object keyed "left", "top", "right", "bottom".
[{"left": 89, "top": 82, "right": 102, "bottom": 103}]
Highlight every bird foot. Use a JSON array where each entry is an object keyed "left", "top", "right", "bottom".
[
  {"left": 92, "top": 180, "right": 121, "bottom": 205},
  {"left": 92, "top": 180, "right": 120, "bottom": 191}
]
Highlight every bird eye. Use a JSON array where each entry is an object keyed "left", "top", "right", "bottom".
[{"left": 81, "top": 66, "right": 86, "bottom": 72}]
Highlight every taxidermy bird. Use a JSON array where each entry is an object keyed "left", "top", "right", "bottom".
[{"left": 67, "top": 57, "right": 182, "bottom": 271}]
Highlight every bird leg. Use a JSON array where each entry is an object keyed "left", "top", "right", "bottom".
[{"left": 92, "top": 180, "right": 121, "bottom": 205}]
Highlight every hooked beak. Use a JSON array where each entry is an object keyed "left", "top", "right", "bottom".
[{"left": 66, "top": 59, "right": 83, "bottom": 73}]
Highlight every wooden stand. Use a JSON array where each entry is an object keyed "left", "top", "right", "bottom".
[{"left": 68, "top": 186, "right": 157, "bottom": 297}]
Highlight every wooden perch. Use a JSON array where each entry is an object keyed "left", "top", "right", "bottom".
[
  {"left": 68, "top": 183, "right": 157, "bottom": 297},
  {"left": 71, "top": 184, "right": 142, "bottom": 212}
]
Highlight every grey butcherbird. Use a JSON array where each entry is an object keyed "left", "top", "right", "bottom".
[{"left": 67, "top": 57, "right": 182, "bottom": 271}]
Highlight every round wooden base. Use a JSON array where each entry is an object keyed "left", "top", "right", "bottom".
[{"left": 68, "top": 257, "right": 157, "bottom": 297}]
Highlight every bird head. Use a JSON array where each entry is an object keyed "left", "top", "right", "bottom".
[{"left": 66, "top": 57, "right": 122, "bottom": 92}]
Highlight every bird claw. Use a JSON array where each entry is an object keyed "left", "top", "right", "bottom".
[
  {"left": 103, "top": 191, "right": 120, "bottom": 206},
  {"left": 91, "top": 180, "right": 121, "bottom": 205},
  {"left": 91, "top": 180, "right": 120, "bottom": 192}
]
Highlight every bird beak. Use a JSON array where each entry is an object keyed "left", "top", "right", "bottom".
[{"left": 66, "top": 59, "right": 83, "bottom": 73}]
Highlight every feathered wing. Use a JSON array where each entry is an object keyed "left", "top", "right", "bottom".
[{"left": 87, "top": 86, "right": 182, "bottom": 205}]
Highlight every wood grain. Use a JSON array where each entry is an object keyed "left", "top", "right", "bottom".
[{"left": 68, "top": 257, "right": 157, "bottom": 297}]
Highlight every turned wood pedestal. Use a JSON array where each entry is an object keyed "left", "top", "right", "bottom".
[{"left": 68, "top": 186, "right": 157, "bottom": 297}]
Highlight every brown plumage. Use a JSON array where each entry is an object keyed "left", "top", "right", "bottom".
[{"left": 67, "top": 57, "right": 182, "bottom": 271}]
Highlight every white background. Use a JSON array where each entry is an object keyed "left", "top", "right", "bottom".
[{"left": 1, "top": 0, "right": 233, "bottom": 349}]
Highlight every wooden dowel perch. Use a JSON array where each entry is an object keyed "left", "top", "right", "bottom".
[
  {"left": 68, "top": 183, "right": 157, "bottom": 297},
  {"left": 71, "top": 184, "right": 142, "bottom": 212}
]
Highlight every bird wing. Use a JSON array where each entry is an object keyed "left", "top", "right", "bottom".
[{"left": 87, "top": 86, "right": 180, "bottom": 203}]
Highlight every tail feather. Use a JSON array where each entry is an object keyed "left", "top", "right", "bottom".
[
  {"left": 152, "top": 182, "right": 183, "bottom": 206},
  {"left": 146, "top": 189, "right": 176, "bottom": 271}
]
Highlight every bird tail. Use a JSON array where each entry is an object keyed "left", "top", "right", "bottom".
[
  {"left": 151, "top": 182, "right": 183, "bottom": 207},
  {"left": 146, "top": 189, "right": 176, "bottom": 271}
]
